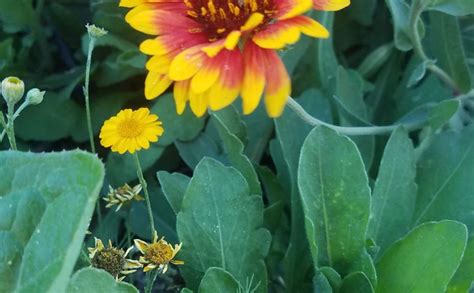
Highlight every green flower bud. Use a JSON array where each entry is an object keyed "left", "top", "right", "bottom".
[
  {"left": 1, "top": 76, "right": 25, "bottom": 105},
  {"left": 86, "top": 24, "right": 108, "bottom": 39},
  {"left": 26, "top": 88, "right": 45, "bottom": 105}
]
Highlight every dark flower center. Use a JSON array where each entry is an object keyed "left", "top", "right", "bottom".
[
  {"left": 91, "top": 247, "right": 125, "bottom": 277},
  {"left": 185, "top": 0, "right": 276, "bottom": 40}
]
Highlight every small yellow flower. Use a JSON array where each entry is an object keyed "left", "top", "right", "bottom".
[
  {"left": 99, "top": 108, "right": 164, "bottom": 154},
  {"left": 104, "top": 184, "right": 144, "bottom": 211},
  {"left": 88, "top": 237, "right": 142, "bottom": 281},
  {"left": 134, "top": 231, "right": 184, "bottom": 273}
]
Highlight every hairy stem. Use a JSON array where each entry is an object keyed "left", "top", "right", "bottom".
[
  {"left": 84, "top": 37, "right": 96, "bottom": 153},
  {"left": 286, "top": 97, "right": 426, "bottom": 135},
  {"left": 133, "top": 152, "right": 156, "bottom": 238}
]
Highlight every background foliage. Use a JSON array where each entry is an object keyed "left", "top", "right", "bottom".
[{"left": 0, "top": 0, "right": 473, "bottom": 292}]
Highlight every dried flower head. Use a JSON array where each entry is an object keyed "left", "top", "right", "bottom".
[
  {"left": 134, "top": 231, "right": 184, "bottom": 273},
  {"left": 86, "top": 24, "right": 108, "bottom": 39},
  {"left": 104, "top": 184, "right": 144, "bottom": 211},
  {"left": 88, "top": 237, "right": 142, "bottom": 281}
]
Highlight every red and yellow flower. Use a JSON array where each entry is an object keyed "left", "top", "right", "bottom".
[{"left": 120, "top": 0, "right": 349, "bottom": 117}]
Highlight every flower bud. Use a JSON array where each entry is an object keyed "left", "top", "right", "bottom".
[
  {"left": 86, "top": 24, "right": 108, "bottom": 39},
  {"left": 1, "top": 77, "right": 25, "bottom": 105},
  {"left": 25, "top": 88, "right": 45, "bottom": 105}
]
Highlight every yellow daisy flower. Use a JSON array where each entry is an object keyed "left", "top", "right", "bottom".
[
  {"left": 134, "top": 231, "right": 184, "bottom": 273},
  {"left": 99, "top": 108, "right": 164, "bottom": 154},
  {"left": 88, "top": 237, "right": 142, "bottom": 281}
]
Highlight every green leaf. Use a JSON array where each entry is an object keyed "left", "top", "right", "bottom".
[
  {"left": 0, "top": 151, "right": 104, "bottom": 293},
  {"left": 447, "top": 237, "right": 474, "bottom": 293},
  {"left": 0, "top": 0, "right": 36, "bottom": 33},
  {"left": 298, "top": 126, "right": 375, "bottom": 281},
  {"left": 157, "top": 171, "right": 190, "bottom": 215},
  {"left": 376, "top": 220, "right": 468, "bottom": 293},
  {"left": 423, "top": 0, "right": 474, "bottom": 16},
  {"left": 407, "top": 61, "right": 429, "bottom": 88},
  {"left": 413, "top": 124, "right": 474, "bottom": 228},
  {"left": 429, "top": 12, "right": 472, "bottom": 93},
  {"left": 385, "top": 0, "right": 424, "bottom": 51},
  {"left": 198, "top": 268, "right": 240, "bottom": 293},
  {"left": 67, "top": 268, "right": 138, "bottom": 293},
  {"left": 150, "top": 93, "right": 206, "bottom": 145},
  {"left": 428, "top": 99, "right": 459, "bottom": 130},
  {"left": 274, "top": 90, "right": 332, "bottom": 291},
  {"left": 106, "top": 145, "right": 166, "bottom": 186},
  {"left": 367, "top": 128, "right": 417, "bottom": 254},
  {"left": 320, "top": 266, "right": 342, "bottom": 291},
  {"left": 340, "top": 272, "right": 374, "bottom": 293},
  {"left": 175, "top": 132, "right": 223, "bottom": 169},
  {"left": 357, "top": 42, "right": 394, "bottom": 79},
  {"left": 211, "top": 109, "right": 261, "bottom": 195},
  {"left": 176, "top": 158, "right": 271, "bottom": 292}
]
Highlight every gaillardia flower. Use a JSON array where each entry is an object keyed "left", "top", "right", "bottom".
[
  {"left": 120, "top": 0, "right": 349, "bottom": 117},
  {"left": 104, "top": 183, "right": 144, "bottom": 211},
  {"left": 88, "top": 238, "right": 142, "bottom": 281},
  {"left": 99, "top": 108, "right": 164, "bottom": 154},
  {"left": 134, "top": 231, "right": 184, "bottom": 273}
]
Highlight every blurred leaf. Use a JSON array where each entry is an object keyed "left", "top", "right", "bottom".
[
  {"left": 176, "top": 158, "right": 271, "bottom": 292},
  {"left": 385, "top": 0, "right": 424, "bottom": 51},
  {"left": 198, "top": 268, "right": 240, "bottom": 293},
  {"left": 0, "top": 0, "right": 36, "bottom": 33},
  {"left": 413, "top": 124, "right": 474, "bottom": 228},
  {"left": 429, "top": 12, "right": 472, "bottom": 93},
  {"left": 15, "top": 92, "right": 82, "bottom": 142},
  {"left": 407, "top": 61, "right": 429, "bottom": 88},
  {"left": 0, "top": 38, "right": 14, "bottom": 71},
  {"left": 313, "top": 12, "right": 338, "bottom": 89},
  {"left": 357, "top": 42, "right": 394, "bottom": 79},
  {"left": 0, "top": 151, "right": 104, "bottom": 292},
  {"left": 298, "top": 126, "right": 375, "bottom": 282},
  {"left": 320, "top": 266, "right": 342, "bottom": 291},
  {"left": 447, "top": 237, "right": 474, "bottom": 293},
  {"left": 150, "top": 94, "right": 206, "bottom": 145},
  {"left": 242, "top": 104, "right": 273, "bottom": 163},
  {"left": 67, "top": 267, "right": 138, "bottom": 293},
  {"left": 428, "top": 99, "right": 459, "bottom": 130},
  {"left": 157, "top": 171, "right": 190, "bottom": 215},
  {"left": 347, "top": 0, "right": 377, "bottom": 26},
  {"left": 339, "top": 272, "right": 374, "bottom": 293},
  {"left": 423, "top": 0, "right": 474, "bottom": 16},
  {"left": 175, "top": 132, "right": 224, "bottom": 170},
  {"left": 367, "top": 128, "right": 417, "bottom": 255},
  {"left": 376, "top": 220, "right": 467, "bottom": 293}
]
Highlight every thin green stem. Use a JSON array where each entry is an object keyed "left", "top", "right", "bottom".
[
  {"left": 408, "top": 0, "right": 460, "bottom": 93},
  {"left": 286, "top": 97, "right": 426, "bottom": 135},
  {"left": 0, "top": 114, "right": 6, "bottom": 143},
  {"left": 133, "top": 152, "right": 156, "bottom": 238},
  {"left": 6, "top": 104, "right": 17, "bottom": 150},
  {"left": 84, "top": 37, "right": 96, "bottom": 153},
  {"left": 145, "top": 270, "right": 159, "bottom": 293}
]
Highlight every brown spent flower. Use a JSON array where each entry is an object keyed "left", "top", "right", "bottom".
[
  {"left": 103, "top": 184, "right": 144, "bottom": 211},
  {"left": 88, "top": 238, "right": 142, "bottom": 281},
  {"left": 134, "top": 231, "right": 184, "bottom": 273}
]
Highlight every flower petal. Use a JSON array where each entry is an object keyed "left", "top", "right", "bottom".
[
  {"left": 276, "top": 0, "right": 313, "bottom": 20},
  {"left": 241, "top": 42, "right": 265, "bottom": 114},
  {"left": 313, "top": 0, "right": 350, "bottom": 11},
  {"left": 169, "top": 45, "right": 206, "bottom": 81},
  {"left": 190, "top": 57, "right": 221, "bottom": 94},
  {"left": 145, "top": 72, "right": 172, "bottom": 100},
  {"left": 263, "top": 50, "right": 290, "bottom": 117},
  {"left": 134, "top": 239, "right": 150, "bottom": 254},
  {"left": 286, "top": 16, "right": 329, "bottom": 38},
  {"left": 173, "top": 80, "right": 191, "bottom": 114},
  {"left": 252, "top": 21, "right": 301, "bottom": 49}
]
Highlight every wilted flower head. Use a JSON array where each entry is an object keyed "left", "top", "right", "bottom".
[
  {"left": 88, "top": 238, "right": 142, "bottom": 281},
  {"left": 134, "top": 231, "right": 184, "bottom": 273},
  {"left": 120, "top": 0, "right": 349, "bottom": 117},
  {"left": 1, "top": 76, "right": 25, "bottom": 105},
  {"left": 86, "top": 24, "right": 108, "bottom": 39},
  {"left": 104, "top": 183, "right": 144, "bottom": 211},
  {"left": 99, "top": 108, "right": 164, "bottom": 154}
]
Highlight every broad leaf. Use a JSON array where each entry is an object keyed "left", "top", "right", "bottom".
[
  {"left": 198, "top": 268, "right": 240, "bottom": 293},
  {"left": 368, "top": 128, "right": 417, "bottom": 254},
  {"left": 176, "top": 158, "right": 271, "bottom": 292},
  {"left": 298, "top": 126, "right": 375, "bottom": 282},
  {"left": 0, "top": 151, "right": 104, "bottom": 293},
  {"left": 157, "top": 171, "right": 190, "bottom": 215},
  {"left": 67, "top": 268, "right": 138, "bottom": 293},
  {"left": 376, "top": 220, "right": 467, "bottom": 293}
]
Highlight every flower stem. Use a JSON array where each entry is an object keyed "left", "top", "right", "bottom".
[
  {"left": 6, "top": 103, "right": 17, "bottom": 150},
  {"left": 0, "top": 114, "right": 7, "bottom": 143},
  {"left": 145, "top": 270, "right": 159, "bottom": 293},
  {"left": 84, "top": 37, "right": 96, "bottom": 153},
  {"left": 408, "top": 0, "right": 460, "bottom": 93},
  {"left": 286, "top": 97, "right": 426, "bottom": 135},
  {"left": 133, "top": 152, "right": 156, "bottom": 239}
]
